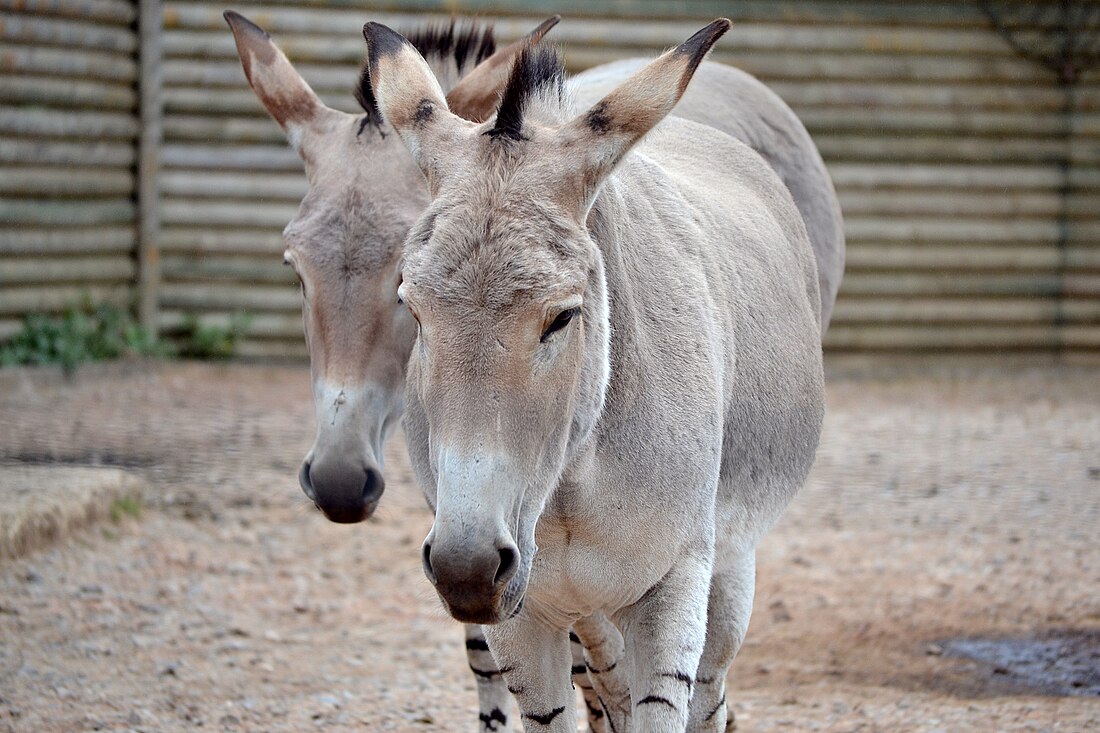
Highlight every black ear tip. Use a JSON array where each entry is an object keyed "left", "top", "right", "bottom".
[
  {"left": 223, "top": 9, "right": 269, "bottom": 39},
  {"left": 363, "top": 21, "right": 408, "bottom": 58}
]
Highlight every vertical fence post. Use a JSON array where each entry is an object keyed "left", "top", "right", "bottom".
[{"left": 137, "top": 0, "right": 163, "bottom": 334}]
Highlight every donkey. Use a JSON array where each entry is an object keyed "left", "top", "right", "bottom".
[
  {"left": 363, "top": 17, "right": 826, "bottom": 732},
  {"left": 224, "top": 14, "right": 619, "bottom": 732}
]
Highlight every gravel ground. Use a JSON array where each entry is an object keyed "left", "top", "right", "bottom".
[{"left": 0, "top": 360, "right": 1098, "bottom": 732}]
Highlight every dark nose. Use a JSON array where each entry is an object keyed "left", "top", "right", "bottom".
[
  {"left": 299, "top": 459, "right": 384, "bottom": 524},
  {"left": 422, "top": 538, "right": 520, "bottom": 623}
]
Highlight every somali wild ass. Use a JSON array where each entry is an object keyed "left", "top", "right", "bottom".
[{"left": 363, "top": 18, "right": 825, "bottom": 732}]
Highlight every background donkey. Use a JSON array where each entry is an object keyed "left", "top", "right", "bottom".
[{"left": 365, "top": 17, "right": 825, "bottom": 732}]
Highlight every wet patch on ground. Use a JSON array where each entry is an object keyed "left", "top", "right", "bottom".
[{"left": 941, "top": 629, "right": 1100, "bottom": 697}]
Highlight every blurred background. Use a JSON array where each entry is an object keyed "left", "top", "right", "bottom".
[
  {"left": 1, "top": 2, "right": 1098, "bottom": 732},
  {"left": 1, "top": 0, "right": 1098, "bottom": 359}
]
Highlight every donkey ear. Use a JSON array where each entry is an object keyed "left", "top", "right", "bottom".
[
  {"left": 362, "top": 21, "right": 472, "bottom": 188},
  {"left": 446, "top": 16, "right": 560, "bottom": 123},
  {"left": 224, "top": 11, "right": 333, "bottom": 153},
  {"left": 559, "top": 19, "right": 730, "bottom": 213}
]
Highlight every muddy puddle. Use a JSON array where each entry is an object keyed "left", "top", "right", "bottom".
[{"left": 941, "top": 629, "right": 1100, "bottom": 697}]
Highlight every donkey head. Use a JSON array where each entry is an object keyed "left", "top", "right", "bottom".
[
  {"left": 363, "top": 19, "right": 730, "bottom": 621},
  {"left": 225, "top": 11, "right": 558, "bottom": 524}
]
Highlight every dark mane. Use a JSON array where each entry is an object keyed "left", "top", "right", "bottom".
[
  {"left": 486, "top": 43, "right": 565, "bottom": 142},
  {"left": 355, "top": 20, "right": 496, "bottom": 133}
]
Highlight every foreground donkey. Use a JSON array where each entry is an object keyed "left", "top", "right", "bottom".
[
  {"left": 364, "top": 17, "right": 825, "bottom": 732},
  {"left": 224, "top": 14, "right": 619, "bottom": 731}
]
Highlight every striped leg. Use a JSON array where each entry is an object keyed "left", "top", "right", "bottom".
[
  {"left": 483, "top": 616, "right": 576, "bottom": 733},
  {"left": 571, "top": 630, "right": 607, "bottom": 733},
  {"left": 465, "top": 624, "right": 512, "bottom": 732},
  {"left": 687, "top": 550, "right": 755, "bottom": 732},
  {"left": 573, "top": 613, "right": 630, "bottom": 733},
  {"left": 618, "top": 554, "right": 712, "bottom": 732}
]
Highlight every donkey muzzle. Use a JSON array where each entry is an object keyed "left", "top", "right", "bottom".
[
  {"left": 422, "top": 534, "right": 521, "bottom": 624},
  {"left": 299, "top": 457, "right": 384, "bottom": 524}
]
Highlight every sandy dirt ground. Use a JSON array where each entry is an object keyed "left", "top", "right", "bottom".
[{"left": 0, "top": 361, "right": 1098, "bottom": 733}]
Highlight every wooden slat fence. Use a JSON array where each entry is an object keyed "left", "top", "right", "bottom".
[
  {"left": 0, "top": 0, "right": 140, "bottom": 339},
  {"left": 2, "top": 0, "right": 1098, "bottom": 357}
]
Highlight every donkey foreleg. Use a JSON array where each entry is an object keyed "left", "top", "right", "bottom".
[
  {"left": 618, "top": 555, "right": 713, "bottom": 733},
  {"left": 686, "top": 549, "right": 755, "bottom": 732},
  {"left": 573, "top": 613, "right": 630, "bottom": 733},
  {"left": 465, "top": 624, "right": 512, "bottom": 732},
  {"left": 483, "top": 617, "right": 576, "bottom": 733}
]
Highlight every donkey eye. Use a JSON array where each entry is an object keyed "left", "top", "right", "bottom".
[{"left": 541, "top": 308, "right": 579, "bottom": 342}]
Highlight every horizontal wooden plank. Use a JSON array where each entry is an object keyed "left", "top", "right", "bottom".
[
  {"left": 159, "top": 228, "right": 283, "bottom": 254},
  {"left": 0, "top": 166, "right": 133, "bottom": 197},
  {"left": 160, "top": 170, "right": 306, "bottom": 200},
  {"left": 234, "top": 338, "right": 307, "bottom": 360},
  {"left": 0, "top": 42, "right": 137, "bottom": 82},
  {"left": 771, "top": 81, "right": 1078, "bottom": 113},
  {"left": 0, "top": 11, "right": 137, "bottom": 52},
  {"left": 0, "top": 0, "right": 136, "bottom": 24},
  {"left": 815, "top": 134, "right": 1083, "bottom": 164},
  {"left": 161, "top": 255, "right": 295, "bottom": 285},
  {"left": 159, "top": 143, "right": 301, "bottom": 171},
  {"left": 826, "top": 163, "right": 1066, "bottom": 191},
  {"left": 823, "top": 324, "right": 1064, "bottom": 351},
  {"left": 163, "top": 86, "right": 359, "bottom": 116},
  {"left": 844, "top": 218, "right": 1060, "bottom": 244},
  {"left": 3, "top": 140, "right": 120, "bottom": 175},
  {"left": 838, "top": 190, "right": 1062, "bottom": 218},
  {"left": 844, "top": 244, "right": 1062, "bottom": 271},
  {"left": 800, "top": 107, "right": 1090, "bottom": 137},
  {"left": 159, "top": 282, "right": 300, "bottom": 312},
  {"left": 831, "top": 297, "right": 1067, "bottom": 324},
  {"left": 838, "top": 273, "right": 1063, "bottom": 297},
  {"left": 159, "top": 309, "right": 303, "bottom": 338},
  {"left": 163, "top": 115, "right": 285, "bottom": 144},
  {"left": 0, "top": 198, "right": 135, "bottom": 225},
  {"left": 0, "top": 227, "right": 134, "bottom": 254},
  {"left": 160, "top": 200, "right": 297, "bottom": 228},
  {"left": 0, "top": 256, "right": 135, "bottom": 285},
  {"left": 0, "top": 317, "right": 21, "bottom": 340},
  {"left": 0, "top": 108, "right": 138, "bottom": 141},
  {"left": 0, "top": 284, "right": 131, "bottom": 316},
  {"left": 0, "top": 74, "right": 136, "bottom": 110}
]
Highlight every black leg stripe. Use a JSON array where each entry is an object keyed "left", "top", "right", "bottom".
[
  {"left": 597, "top": 694, "right": 617, "bottom": 733},
  {"left": 469, "top": 664, "right": 512, "bottom": 679},
  {"left": 705, "top": 694, "right": 727, "bottom": 721},
  {"left": 695, "top": 675, "right": 716, "bottom": 685},
  {"left": 569, "top": 631, "right": 581, "bottom": 644},
  {"left": 586, "top": 660, "right": 617, "bottom": 675},
  {"left": 523, "top": 706, "right": 566, "bottom": 726},
  {"left": 571, "top": 663, "right": 587, "bottom": 675},
  {"left": 637, "top": 695, "right": 678, "bottom": 711},
  {"left": 659, "top": 670, "right": 694, "bottom": 689},
  {"left": 479, "top": 707, "right": 507, "bottom": 731}
]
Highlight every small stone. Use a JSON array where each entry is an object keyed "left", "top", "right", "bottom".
[{"left": 926, "top": 643, "right": 944, "bottom": 656}]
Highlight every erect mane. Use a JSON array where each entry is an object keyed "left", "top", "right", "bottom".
[
  {"left": 486, "top": 43, "right": 567, "bottom": 141},
  {"left": 355, "top": 20, "right": 496, "bottom": 131}
]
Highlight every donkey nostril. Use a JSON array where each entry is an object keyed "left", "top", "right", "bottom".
[
  {"left": 298, "top": 460, "right": 316, "bottom": 501},
  {"left": 363, "top": 467, "right": 384, "bottom": 504},
  {"left": 422, "top": 543, "right": 436, "bottom": 583},
  {"left": 495, "top": 546, "right": 518, "bottom": 586}
]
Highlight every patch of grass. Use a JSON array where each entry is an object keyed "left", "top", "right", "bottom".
[
  {"left": 0, "top": 297, "right": 254, "bottom": 369},
  {"left": 175, "top": 312, "right": 252, "bottom": 360},
  {"left": 109, "top": 495, "right": 142, "bottom": 523},
  {"left": 0, "top": 298, "right": 168, "bottom": 373}
]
